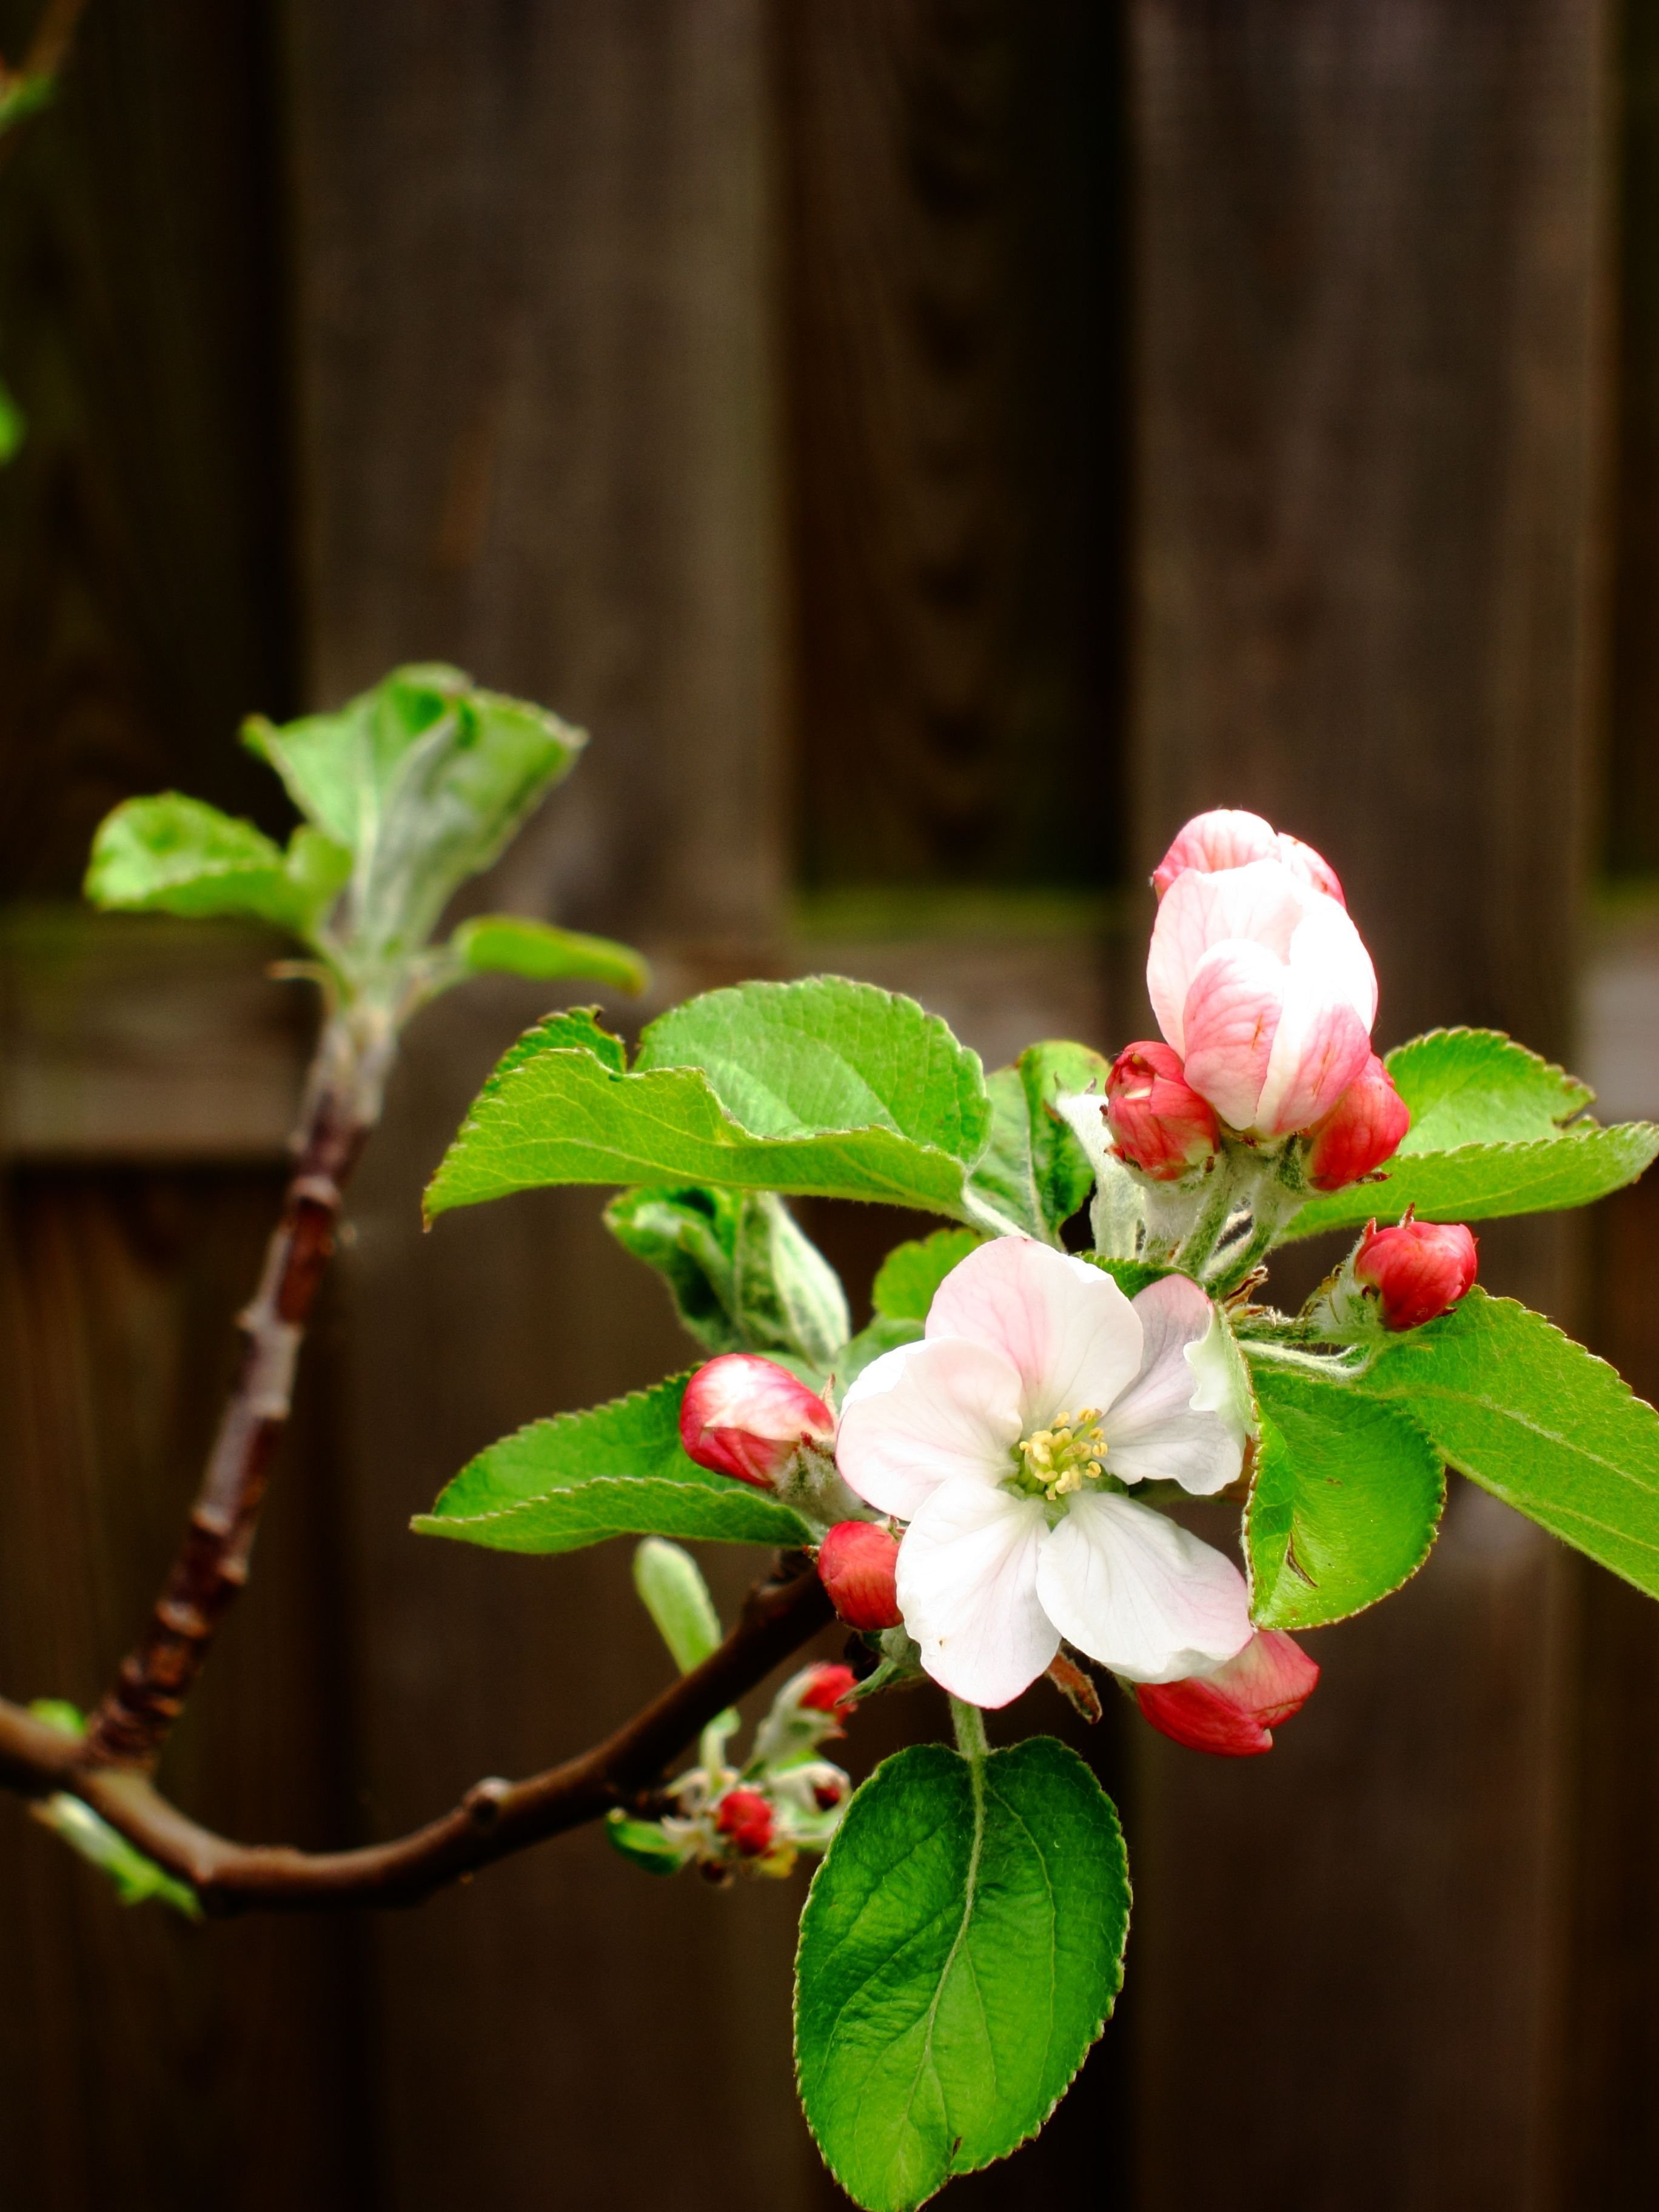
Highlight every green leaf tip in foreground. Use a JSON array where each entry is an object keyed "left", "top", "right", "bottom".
[
  {"left": 632, "top": 1538, "right": 723, "bottom": 1672},
  {"left": 871, "top": 1228, "right": 985, "bottom": 1322},
  {"left": 243, "top": 662, "right": 586, "bottom": 960},
  {"left": 32, "top": 1794, "right": 201, "bottom": 1919},
  {"left": 796, "top": 1738, "right": 1129, "bottom": 2211},
  {"left": 1246, "top": 1360, "right": 1445, "bottom": 1630},
  {"left": 413, "top": 1372, "right": 809, "bottom": 1555},
  {"left": 1357, "top": 1290, "right": 1659, "bottom": 1599},
  {"left": 447, "top": 913, "right": 648, "bottom": 994},
  {"left": 426, "top": 976, "right": 998, "bottom": 1225},
  {"left": 1285, "top": 1026, "right": 1658, "bottom": 1241},
  {"left": 966, "top": 1041, "right": 1113, "bottom": 1244},
  {"left": 84, "top": 793, "right": 350, "bottom": 937}
]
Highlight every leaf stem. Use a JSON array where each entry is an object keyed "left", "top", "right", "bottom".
[{"left": 950, "top": 1697, "right": 989, "bottom": 1761}]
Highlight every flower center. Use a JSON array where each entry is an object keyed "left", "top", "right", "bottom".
[{"left": 1017, "top": 1409, "right": 1110, "bottom": 1502}]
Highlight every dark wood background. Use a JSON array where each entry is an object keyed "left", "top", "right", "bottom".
[{"left": 1, "top": 2, "right": 1655, "bottom": 2206}]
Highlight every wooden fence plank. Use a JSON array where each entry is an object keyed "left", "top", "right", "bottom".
[{"left": 1125, "top": 4, "right": 1607, "bottom": 2206}]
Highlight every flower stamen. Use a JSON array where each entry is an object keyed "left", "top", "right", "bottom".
[{"left": 1019, "top": 1409, "right": 1110, "bottom": 1501}]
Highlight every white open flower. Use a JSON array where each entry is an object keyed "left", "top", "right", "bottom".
[{"left": 835, "top": 1239, "right": 1253, "bottom": 1708}]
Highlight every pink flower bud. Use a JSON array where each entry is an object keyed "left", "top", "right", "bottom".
[
  {"left": 812, "top": 1775, "right": 846, "bottom": 1812},
  {"left": 679, "top": 1354, "right": 836, "bottom": 1489},
  {"left": 797, "top": 1662, "right": 858, "bottom": 1714},
  {"left": 816, "top": 1521, "right": 903, "bottom": 1631},
  {"left": 1104, "top": 1041, "right": 1221, "bottom": 1181},
  {"left": 1135, "top": 1628, "right": 1319, "bottom": 1757},
  {"left": 1147, "top": 847, "right": 1378, "bottom": 1136},
  {"left": 1152, "top": 808, "right": 1346, "bottom": 906},
  {"left": 1304, "top": 1053, "right": 1411, "bottom": 1191},
  {"left": 1355, "top": 1216, "right": 1478, "bottom": 1330},
  {"left": 715, "top": 1788, "right": 775, "bottom": 1857}
]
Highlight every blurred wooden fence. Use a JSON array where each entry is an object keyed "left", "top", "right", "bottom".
[{"left": 1, "top": 2, "right": 1657, "bottom": 2207}]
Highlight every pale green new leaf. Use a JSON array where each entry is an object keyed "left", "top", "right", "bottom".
[
  {"left": 965, "top": 1041, "right": 1112, "bottom": 1242},
  {"left": 1285, "top": 1026, "right": 1657, "bottom": 1239},
  {"left": 871, "top": 1228, "right": 985, "bottom": 1322},
  {"left": 1356, "top": 1290, "right": 1659, "bottom": 1597},
  {"left": 633, "top": 1538, "right": 724, "bottom": 1671},
  {"left": 606, "top": 1185, "right": 850, "bottom": 1369},
  {"left": 414, "top": 1373, "right": 808, "bottom": 1555},
  {"left": 426, "top": 979, "right": 993, "bottom": 1223},
  {"left": 449, "top": 914, "right": 648, "bottom": 994},
  {"left": 244, "top": 663, "right": 585, "bottom": 957},
  {"left": 1246, "top": 1360, "right": 1445, "bottom": 1630},
  {"left": 84, "top": 793, "right": 349, "bottom": 937},
  {"left": 796, "top": 1740, "right": 1129, "bottom": 2211}
]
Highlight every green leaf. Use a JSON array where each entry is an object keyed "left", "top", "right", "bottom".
[
  {"left": 1245, "top": 1359, "right": 1445, "bottom": 1629},
  {"left": 84, "top": 794, "right": 350, "bottom": 937},
  {"left": 448, "top": 913, "right": 648, "bottom": 994},
  {"left": 836, "top": 1314, "right": 923, "bottom": 1390},
  {"left": 796, "top": 1738, "right": 1129, "bottom": 2211},
  {"left": 413, "top": 1373, "right": 809, "bottom": 1555},
  {"left": 1081, "top": 1255, "right": 1173, "bottom": 1301},
  {"left": 497, "top": 1007, "right": 629, "bottom": 1080},
  {"left": 426, "top": 979, "right": 994, "bottom": 1224},
  {"left": 1386, "top": 1028, "right": 1594, "bottom": 1148},
  {"left": 965, "top": 1042, "right": 1113, "bottom": 1243},
  {"left": 33, "top": 1795, "right": 201, "bottom": 1919},
  {"left": 0, "top": 371, "right": 24, "bottom": 464},
  {"left": 606, "top": 1185, "right": 850, "bottom": 1369},
  {"left": 243, "top": 663, "right": 585, "bottom": 958},
  {"left": 605, "top": 1811, "right": 690, "bottom": 1877},
  {"left": 632, "top": 1538, "right": 724, "bottom": 1671},
  {"left": 1356, "top": 1289, "right": 1659, "bottom": 1597},
  {"left": 1285, "top": 1122, "right": 1659, "bottom": 1241},
  {"left": 871, "top": 1228, "right": 985, "bottom": 1322}
]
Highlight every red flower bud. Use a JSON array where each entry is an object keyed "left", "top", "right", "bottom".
[
  {"left": 1304, "top": 1053, "right": 1411, "bottom": 1191},
  {"left": 1355, "top": 1215, "right": 1478, "bottom": 1331},
  {"left": 679, "top": 1354, "right": 836, "bottom": 1489},
  {"left": 816, "top": 1521, "right": 902, "bottom": 1631},
  {"left": 715, "top": 1788, "right": 775, "bottom": 1857},
  {"left": 1104, "top": 1042, "right": 1221, "bottom": 1181},
  {"left": 1135, "top": 1629, "right": 1320, "bottom": 1757},
  {"left": 812, "top": 1777, "right": 846, "bottom": 1812},
  {"left": 797, "top": 1663, "right": 857, "bottom": 1714}
]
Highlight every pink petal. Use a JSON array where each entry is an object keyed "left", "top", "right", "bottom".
[
  {"left": 834, "top": 1336, "right": 1022, "bottom": 1520},
  {"left": 1178, "top": 939, "right": 1285, "bottom": 1130},
  {"left": 1033, "top": 1493, "right": 1252, "bottom": 1683},
  {"left": 894, "top": 1478, "right": 1058, "bottom": 1708},
  {"left": 1252, "top": 984, "right": 1372, "bottom": 1135},
  {"left": 1151, "top": 809, "right": 1281, "bottom": 896},
  {"left": 1147, "top": 862, "right": 1305, "bottom": 1053},
  {"left": 1278, "top": 834, "right": 1346, "bottom": 906},
  {"left": 925, "top": 1237, "right": 1143, "bottom": 1432},
  {"left": 1102, "top": 1275, "right": 1246, "bottom": 1495}
]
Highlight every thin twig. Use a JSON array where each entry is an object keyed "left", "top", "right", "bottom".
[
  {"left": 4, "top": 1561, "right": 833, "bottom": 1913},
  {"left": 84, "top": 1014, "right": 386, "bottom": 1766}
]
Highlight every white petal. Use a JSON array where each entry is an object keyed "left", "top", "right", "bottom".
[
  {"left": 1252, "top": 968, "right": 1372, "bottom": 1134},
  {"left": 895, "top": 1478, "right": 1058, "bottom": 1708},
  {"left": 1147, "top": 862, "right": 1305, "bottom": 1053},
  {"left": 1287, "top": 885, "right": 1378, "bottom": 1027},
  {"left": 1035, "top": 1492, "right": 1252, "bottom": 1683},
  {"left": 925, "top": 1237, "right": 1143, "bottom": 1431},
  {"left": 1055, "top": 1089, "right": 1111, "bottom": 1179},
  {"left": 835, "top": 1337, "right": 1022, "bottom": 1519},
  {"left": 1101, "top": 1275, "right": 1247, "bottom": 1495}
]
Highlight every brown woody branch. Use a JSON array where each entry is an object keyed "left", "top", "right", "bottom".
[
  {"left": 85, "top": 1022, "right": 381, "bottom": 1765},
  {"left": 4, "top": 1561, "right": 834, "bottom": 1912}
]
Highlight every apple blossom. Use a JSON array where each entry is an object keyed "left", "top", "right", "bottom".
[
  {"left": 1134, "top": 1628, "right": 1320, "bottom": 1757},
  {"left": 1152, "top": 806, "right": 1346, "bottom": 905},
  {"left": 1304, "top": 1051, "right": 1411, "bottom": 1191},
  {"left": 816, "top": 1521, "right": 903, "bottom": 1631},
  {"left": 679, "top": 1353, "right": 835, "bottom": 1489},
  {"left": 1355, "top": 1216, "right": 1478, "bottom": 1330},
  {"left": 716, "top": 1786, "right": 776, "bottom": 1857},
  {"left": 1147, "top": 825, "right": 1379, "bottom": 1137},
  {"left": 1104, "top": 1041, "right": 1221, "bottom": 1181},
  {"left": 834, "top": 1238, "right": 1254, "bottom": 1708}
]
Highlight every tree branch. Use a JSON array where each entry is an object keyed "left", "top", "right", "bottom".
[
  {"left": 2, "top": 1561, "right": 834, "bottom": 1913},
  {"left": 84, "top": 1015, "right": 384, "bottom": 1766}
]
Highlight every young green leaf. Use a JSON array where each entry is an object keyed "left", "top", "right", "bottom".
[
  {"left": 243, "top": 663, "right": 586, "bottom": 958},
  {"left": 1384, "top": 1028, "right": 1593, "bottom": 1148},
  {"left": 84, "top": 794, "right": 349, "bottom": 937},
  {"left": 447, "top": 914, "right": 648, "bottom": 994},
  {"left": 964, "top": 1042, "right": 1113, "bottom": 1243},
  {"left": 1356, "top": 1290, "right": 1659, "bottom": 1597},
  {"left": 871, "top": 1228, "right": 985, "bottom": 1322},
  {"left": 1245, "top": 1360, "right": 1445, "bottom": 1630},
  {"left": 426, "top": 979, "right": 994, "bottom": 1223},
  {"left": 796, "top": 1739, "right": 1130, "bottom": 2212},
  {"left": 606, "top": 1185, "right": 850, "bottom": 1369},
  {"left": 33, "top": 1795, "right": 201, "bottom": 1919},
  {"left": 1284, "top": 1122, "right": 1659, "bottom": 1241},
  {"left": 632, "top": 1538, "right": 724, "bottom": 1671},
  {"left": 413, "top": 1374, "right": 809, "bottom": 1555}
]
